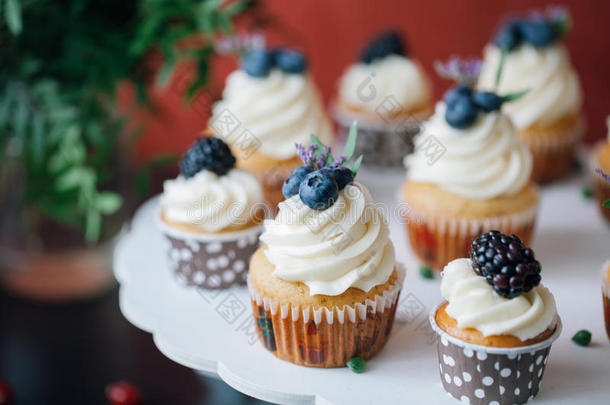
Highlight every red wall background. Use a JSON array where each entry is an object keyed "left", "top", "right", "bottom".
[{"left": 131, "top": 0, "right": 610, "bottom": 161}]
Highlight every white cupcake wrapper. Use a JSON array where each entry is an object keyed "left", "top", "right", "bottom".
[{"left": 247, "top": 262, "right": 406, "bottom": 325}]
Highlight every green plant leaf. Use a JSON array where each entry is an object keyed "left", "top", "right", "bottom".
[
  {"left": 495, "top": 46, "right": 508, "bottom": 89},
  {"left": 350, "top": 155, "right": 363, "bottom": 176},
  {"left": 4, "top": 0, "right": 22, "bottom": 35},
  {"left": 95, "top": 192, "right": 122, "bottom": 214},
  {"left": 224, "top": 0, "right": 250, "bottom": 17},
  {"left": 156, "top": 55, "right": 177, "bottom": 87},
  {"left": 310, "top": 133, "right": 324, "bottom": 148},
  {"left": 343, "top": 121, "right": 358, "bottom": 161},
  {"left": 503, "top": 88, "right": 530, "bottom": 102},
  {"left": 85, "top": 209, "right": 102, "bottom": 243}
]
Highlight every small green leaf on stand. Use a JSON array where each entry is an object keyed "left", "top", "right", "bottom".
[
  {"left": 502, "top": 88, "right": 530, "bottom": 102},
  {"left": 571, "top": 329, "right": 592, "bottom": 346},
  {"left": 419, "top": 265, "right": 434, "bottom": 280},
  {"left": 603, "top": 199, "right": 610, "bottom": 208},
  {"left": 343, "top": 121, "right": 359, "bottom": 161},
  {"left": 347, "top": 356, "right": 366, "bottom": 373},
  {"left": 581, "top": 186, "right": 593, "bottom": 200}
]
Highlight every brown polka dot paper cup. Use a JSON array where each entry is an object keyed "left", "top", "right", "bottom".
[
  {"left": 429, "top": 303, "right": 562, "bottom": 405},
  {"left": 157, "top": 215, "right": 262, "bottom": 290}
]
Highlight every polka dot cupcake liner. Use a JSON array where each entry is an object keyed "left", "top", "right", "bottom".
[
  {"left": 429, "top": 303, "right": 562, "bottom": 405},
  {"left": 331, "top": 101, "right": 431, "bottom": 168},
  {"left": 157, "top": 214, "right": 262, "bottom": 290}
]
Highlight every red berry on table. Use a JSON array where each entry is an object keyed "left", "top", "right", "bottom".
[
  {"left": 105, "top": 381, "right": 140, "bottom": 405},
  {"left": 0, "top": 381, "right": 14, "bottom": 405}
]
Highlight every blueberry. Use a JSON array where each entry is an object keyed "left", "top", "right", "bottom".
[
  {"left": 520, "top": 19, "right": 557, "bottom": 47},
  {"left": 444, "top": 85, "right": 472, "bottom": 106},
  {"left": 495, "top": 20, "right": 522, "bottom": 51},
  {"left": 360, "top": 30, "right": 406, "bottom": 64},
  {"left": 321, "top": 166, "right": 354, "bottom": 190},
  {"left": 299, "top": 170, "right": 339, "bottom": 211},
  {"left": 445, "top": 96, "right": 478, "bottom": 129},
  {"left": 472, "top": 91, "right": 504, "bottom": 112},
  {"left": 274, "top": 49, "right": 307, "bottom": 74},
  {"left": 242, "top": 49, "right": 272, "bottom": 77},
  {"left": 282, "top": 166, "right": 312, "bottom": 199},
  {"left": 179, "top": 137, "right": 235, "bottom": 178}
]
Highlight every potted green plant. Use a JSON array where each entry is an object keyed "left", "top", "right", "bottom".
[{"left": 0, "top": 0, "right": 257, "bottom": 300}]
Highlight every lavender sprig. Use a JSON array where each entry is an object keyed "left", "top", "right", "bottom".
[
  {"left": 546, "top": 6, "right": 571, "bottom": 38},
  {"left": 434, "top": 57, "right": 482, "bottom": 86}
]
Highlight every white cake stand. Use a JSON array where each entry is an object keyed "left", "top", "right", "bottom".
[{"left": 113, "top": 169, "right": 610, "bottom": 405}]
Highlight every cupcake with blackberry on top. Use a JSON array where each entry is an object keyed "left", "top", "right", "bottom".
[
  {"left": 430, "top": 231, "right": 561, "bottom": 405},
  {"left": 248, "top": 123, "right": 405, "bottom": 367},
  {"left": 332, "top": 30, "right": 433, "bottom": 167},
  {"left": 158, "top": 137, "right": 264, "bottom": 289},
  {"left": 478, "top": 7, "right": 584, "bottom": 183},
  {"left": 402, "top": 57, "right": 539, "bottom": 271},
  {"left": 209, "top": 47, "right": 332, "bottom": 212},
  {"left": 592, "top": 116, "right": 610, "bottom": 223}
]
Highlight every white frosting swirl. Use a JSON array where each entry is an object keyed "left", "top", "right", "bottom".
[
  {"left": 404, "top": 102, "right": 532, "bottom": 199},
  {"left": 211, "top": 69, "right": 332, "bottom": 160},
  {"left": 161, "top": 169, "right": 263, "bottom": 232},
  {"left": 478, "top": 44, "right": 582, "bottom": 129},
  {"left": 441, "top": 258, "right": 557, "bottom": 341},
  {"left": 260, "top": 182, "right": 395, "bottom": 296},
  {"left": 338, "top": 55, "right": 431, "bottom": 114}
]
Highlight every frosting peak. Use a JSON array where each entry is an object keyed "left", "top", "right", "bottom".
[
  {"left": 260, "top": 182, "right": 395, "bottom": 296},
  {"left": 338, "top": 55, "right": 431, "bottom": 115},
  {"left": 210, "top": 68, "right": 332, "bottom": 160},
  {"left": 161, "top": 169, "right": 263, "bottom": 232},
  {"left": 441, "top": 258, "right": 557, "bottom": 341},
  {"left": 404, "top": 102, "right": 532, "bottom": 199},
  {"left": 478, "top": 43, "right": 582, "bottom": 129}
]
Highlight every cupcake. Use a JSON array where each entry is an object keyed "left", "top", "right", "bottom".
[
  {"left": 602, "top": 261, "right": 610, "bottom": 340},
  {"left": 478, "top": 8, "right": 584, "bottom": 183},
  {"left": 332, "top": 30, "right": 433, "bottom": 167},
  {"left": 248, "top": 127, "right": 405, "bottom": 367},
  {"left": 430, "top": 231, "right": 561, "bottom": 405},
  {"left": 592, "top": 117, "right": 610, "bottom": 223},
  {"left": 208, "top": 48, "right": 332, "bottom": 212},
  {"left": 158, "top": 137, "right": 265, "bottom": 289},
  {"left": 402, "top": 59, "right": 539, "bottom": 271}
]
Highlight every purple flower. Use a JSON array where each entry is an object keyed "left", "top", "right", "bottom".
[
  {"left": 332, "top": 156, "right": 347, "bottom": 167},
  {"left": 214, "top": 31, "right": 266, "bottom": 55},
  {"left": 434, "top": 56, "right": 482, "bottom": 85},
  {"left": 595, "top": 167, "right": 610, "bottom": 183}
]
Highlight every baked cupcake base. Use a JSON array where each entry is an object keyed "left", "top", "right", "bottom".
[
  {"left": 248, "top": 247, "right": 405, "bottom": 368},
  {"left": 402, "top": 182, "right": 539, "bottom": 270},
  {"left": 519, "top": 113, "right": 584, "bottom": 184},
  {"left": 430, "top": 303, "right": 561, "bottom": 405},
  {"left": 157, "top": 212, "right": 262, "bottom": 289}
]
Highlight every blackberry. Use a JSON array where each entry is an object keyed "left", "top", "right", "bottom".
[
  {"left": 470, "top": 230, "right": 541, "bottom": 298},
  {"left": 360, "top": 30, "right": 406, "bottom": 64},
  {"left": 179, "top": 137, "right": 236, "bottom": 178}
]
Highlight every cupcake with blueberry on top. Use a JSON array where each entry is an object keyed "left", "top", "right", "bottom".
[
  {"left": 158, "top": 137, "right": 264, "bottom": 289},
  {"left": 208, "top": 47, "right": 332, "bottom": 212},
  {"left": 478, "top": 7, "right": 584, "bottom": 183},
  {"left": 430, "top": 231, "right": 561, "bottom": 405},
  {"left": 332, "top": 30, "right": 433, "bottom": 167},
  {"left": 248, "top": 123, "right": 405, "bottom": 367},
  {"left": 592, "top": 116, "right": 610, "bottom": 223},
  {"left": 402, "top": 57, "right": 539, "bottom": 271}
]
